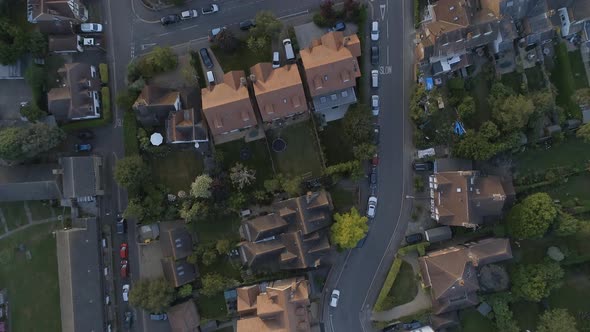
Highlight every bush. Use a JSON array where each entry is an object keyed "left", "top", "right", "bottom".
[
  {"left": 123, "top": 111, "right": 139, "bottom": 156},
  {"left": 99, "top": 63, "right": 109, "bottom": 84},
  {"left": 101, "top": 87, "right": 112, "bottom": 122},
  {"left": 374, "top": 257, "right": 403, "bottom": 311},
  {"left": 313, "top": 13, "right": 334, "bottom": 28}
]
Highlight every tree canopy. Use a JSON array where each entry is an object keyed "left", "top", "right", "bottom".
[
  {"left": 576, "top": 123, "right": 590, "bottom": 143},
  {"left": 114, "top": 156, "right": 151, "bottom": 191},
  {"left": 330, "top": 207, "right": 368, "bottom": 249},
  {"left": 492, "top": 94, "right": 535, "bottom": 133},
  {"left": 129, "top": 278, "right": 175, "bottom": 313},
  {"left": 230, "top": 163, "right": 256, "bottom": 190},
  {"left": 200, "top": 273, "right": 235, "bottom": 297},
  {"left": 0, "top": 20, "right": 29, "bottom": 65},
  {"left": 508, "top": 192, "right": 558, "bottom": 239},
  {"left": 19, "top": 103, "right": 46, "bottom": 122},
  {"left": 511, "top": 262, "right": 564, "bottom": 302},
  {"left": 0, "top": 123, "right": 65, "bottom": 161},
  {"left": 342, "top": 103, "right": 373, "bottom": 145},
  {"left": 247, "top": 11, "right": 282, "bottom": 53},
  {"left": 537, "top": 308, "right": 578, "bottom": 332},
  {"left": 190, "top": 174, "right": 213, "bottom": 199}
]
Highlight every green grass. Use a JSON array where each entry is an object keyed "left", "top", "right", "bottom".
[
  {"left": 0, "top": 202, "right": 27, "bottom": 230},
  {"left": 269, "top": 121, "right": 323, "bottom": 178},
  {"left": 457, "top": 308, "right": 497, "bottom": 332},
  {"left": 192, "top": 213, "right": 240, "bottom": 244},
  {"left": 26, "top": 201, "right": 56, "bottom": 220},
  {"left": 501, "top": 71, "right": 523, "bottom": 93},
  {"left": 216, "top": 139, "right": 274, "bottom": 187},
  {"left": 386, "top": 260, "right": 418, "bottom": 307},
  {"left": 150, "top": 150, "right": 204, "bottom": 193},
  {"left": 546, "top": 173, "right": 590, "bottom": 213},
  {"left": 547, "top": 266, "right": 590, "bottom": 331},
  {"left": 0, "top": 223, "right": 61, "bottom": 331},
  {"left": 212, "top": 42, "right": 269, "bottom": 74},
  {"left": 99, "top": 63, "right": 109, "bottom": 84},
  {"left": 511, "top": 300, "right": 540, "bottom": 331},
  {"left": 525, "top": 65, "right": 546, "bottom": 91},
  {"left": 468, "top": 75, "right": 492, "bottom": 129},
  {"left": 569, "top": 49, "right": 589, "bottom": 90},
  {"left": 329, "top": 187, "right": 356, "bottom": 213},
  {"left": 374, "top": 256, "right": 403, "bottom": 311},
  {"left": 198, "top": 292, "right": 228, "bottom": 320},
  {"left": 514, "top": 137, "right": 590, "bottom": 174},
  {"left": 123, "top": 110, "right": 139, "bottom": 156},
  {"left": 551, "top": 43, "right": 580, "bottom": 118},
  {"left": 318, "top": 120, "right": 354, "bottom": 166}
]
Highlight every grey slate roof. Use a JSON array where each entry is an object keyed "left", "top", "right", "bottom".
[
  {"left": 0, "top": 164, "right": 62, "bottom": 202},
  {"left": 161, "top": 258, "right": 198, "bottom": 287},
  {"left": 59, "top": 156, "right": 102, "bottom": 199},
  {"left": 56, "top": 218, "right": 104, "bottom": 332},
  {"left": 160, "top": 222, "right": 194, "bottom": 260}
]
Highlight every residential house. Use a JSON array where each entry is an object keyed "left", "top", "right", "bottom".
[
  {"left": 160, "top": 222, "right": 198, "bottom": 287},
  {"left": 550, "top": 0, "right": 590, "bottom": 38},
  {"left": 165, "top": 87, "right": 209, "bottom": 144},
  {"left": 429, "top": 163, "right": 514, "bottom": 228},
  {"left": 250, "top": 63, "right": 309, "bottom": 128},
  {"left": 133, "top": 85, "right": 181, "bottom": 127},
  {"left": 202, "top": 71, "right": 261, "bottom": 144},
  {"left": 0, "top": 164, "right": 62, "bottom": 202},
  {"left": 56, "top": 218, "right": 104, "bottom": 332},
  {"left": 27, "top": 0, "right": 88, "bottom": 34},
  {"left": 418, "top": 238, "right": 512, "bottom": 329},
  {"left": 55, "top": 156, "right": 104, "bottom": 207},
  {"left": 236, "top": 277, "right": 312, "bottom": 332},
  {"left": 167, "top": 300, "right": 200, "bottom": 332},
  {"left": 48, "top": 62, "right": 100, "bottom": 122},
  {"left": 300, "top": 31, "right": 361, "bottom": 122},
  {"left": 49, "top": 35, "right": 83, "bottom": 53},
  {"left": 238, "top": 191, "right": 333, "bottom": 271}
]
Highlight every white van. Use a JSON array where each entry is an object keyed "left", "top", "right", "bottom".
[
  {"left": 371, "top": 21, "right": 379, "bottom": 41},
  {"left": 371, "top": 70, "right": 379, "bottom": 88},
  {"left": 206, "top": 71, "right": 215, "bottom": 85},
  {"left": 283, "top": 39, "right": 295, "bottom": 61}
]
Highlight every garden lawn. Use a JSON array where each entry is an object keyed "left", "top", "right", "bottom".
[
  {"left": 0, "top": 202, "right": 27, "bottom": 230},
  {"left": 468, "top": 75, "right": 492, "bottom": 129},
  {"left": 547, "top": 266, "right": 590, "bottom": 331},
  {"left": 191, "top": 213, "right": 240, "bottom": 244},
  {"left": 0, "top": 223, "right": 61, "bottom": 331},
  {"left": 511, "top": 301, "right": 540, "bottom": 331},
  {"left": 457, "top": 308, "right": 497, "bottom": 332},
  {"left": 551, "top": 43, "right": 580, "bottom": 118},
  {"left": 216, "top": 139, "right": 274, "bottom": 187},
  {"left": 546, "top": 173, "right": 590, "bottom": 213},
  {"left": 500, "top": 71, "right": 523, "bottom": 93},
  {"left": 269, "top": 121, "right": 323, "bottom": 178},
  {"left": 329, "top": 187, "right": 356, "bottom": 213},
  {"left": 26, "top": 201, "right": 57, "bottom": 220},
  {"left": 318, "top": 120, "right": 354, "bottom": 166},
  {"left": 514, "top": 137, "right": 590, "bottom": 174},
  {"left": 212, "top": 42, "right": 269, "bottom": 74},
  {"left": 525, "top": 65, "right": 545, "bottom": 91},
  {"left": 150, "top": 150, "right": 204, "bottom": 193},
  {"left": 569, "top": 49, "right": 589, "bottom": 89},
  {"left": 198, "top": 293, "right": 227, "bottom": 320},
  {"left": 386, "top": 260, "right": 418, "bottom": 307}
]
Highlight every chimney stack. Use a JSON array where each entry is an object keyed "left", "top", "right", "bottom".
[
  {"left": 240, "top": 77, "right": 247, "bottom": 86},
  {"left": 249, "top": 74, "right": 256, "bottom": 82}
]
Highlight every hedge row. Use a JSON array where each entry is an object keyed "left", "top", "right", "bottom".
[
  {"left": 374, "top": 256, "right": 403, "bottom": 312},
  {"left": 99, "top": 63, "right": 109, "bottom": 84}
]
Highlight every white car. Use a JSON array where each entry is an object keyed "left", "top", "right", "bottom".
[
  {"left": 202, "top": 4, "right": 219, "bottom": 14},
  {"left": 372, "top": 95, "right": 379, "bottom": 116},
  {"left": 371, "top": 69, "right": 379, "bottom": 88},
  {"left": 330, "top": 289, "right": 340, "bottom": 308},
  {"left": 180, "top": 9, "right": 198, "bottom": 19},
  {"left": 272, "top": 51, "right": 280, "bottom": 69},
  {"left": 371, "top": 21, "right": 379, "bottom": 41},
  {"left": 122, "top": 284, "right": 130, "bottom": 302},
  {"left": 367, "top": 196, "right": 378, "bottom": 218},
  {"left": 80, "top": 23, "right": 103, "bottom": 33}
]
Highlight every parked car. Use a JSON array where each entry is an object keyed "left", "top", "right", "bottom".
[
  {"left": 76, "top": 129, "right": 94, "bottom": 140},
  {"left": 149, "top": 313, "right": 168, "bottom": 321},
  {"left": 105, "top": 295, "right": 110, "bottom": 305},
  {"left": 402, "top": 320, "right": 422, "bottom": 330},
  {"left": 122, "top": 284, "right": 130, "bottom": 302},
  {"left": 209, "top": 26, "right": 226, "bottom": 41},
  {"left": 116, "top": 216, "right": 126, "bottom": 234},
  {"left": 180, "top": 9, "right": 198, "bottom": 19},
  {"left": 369, "top": 167, "right": 378, "bottom": 188},
  {"left": 199, "top": 48, "right": 213, "bottom": 68},
  {"left": 371, "top": 46, "right": 379, "bottom": 65},
  {"left": 371, "top": 69, "right": 379, "bottom": 88},
  {"left": 120, "top": 243, "right": 128, "bottom": 259},
  {"left": 371, "top": 21, "right": 379, "bottom": 41},
  {"left": 372, "top": 95, "right": 379, "bottom": 116},
  {"left": 120, "top": 260, "right": 128, "bottom": 278},
  {"left": 405, "top": 233, "right": 424, "bottom": 245},
  {"left": 75, "top": 143, "right": 92, "bottom": 152},
  {"left": 373, "top": 124, "right": 380, "bottom": 145},
  {"left": 371, "top": 153, "right": 379, "bottom": 166},
  {"left": 330, "top": 289, "right": 340, "bottom": 308},
  {"left": 82, "top": 37, "right": 97, "bottom": 46},
  {"left": 202, "top": 4, "right": 219, "bottom": 14},
  {"left": 381, "top": 322, "right": 401, "bottom": 332},
  {"left": 333, "top": 21, "right": 346, "bottom": 31},
  {"left": 272, "top": 51, "right": 280, "bottom": 68},
  {"left": 367, "top": 196, "right": 378, "bottom": 218},
  {"left": 160, "top": 14, "right": 181, "bottom": 25},
  {"left": 413, "top": 161, "right": 434, "bottom": 171},
  {"left": 80, "top": 23, "right": 103, "bottom": 33},
  {"left": 283, "top": 38, "right": 295, "bottom": 61},
  {"left": 239, "top": 19, "right": 255, "bottom": 30},
  {"left": 124, "top": 311, "right": 133, "bottom": 329}
]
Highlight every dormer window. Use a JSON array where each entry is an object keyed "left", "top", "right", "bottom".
[{"left": 323, "top": 75, "right": 328, "bottom": 81}]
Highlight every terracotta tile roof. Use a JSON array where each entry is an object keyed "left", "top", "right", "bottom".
[
  {"left": 134, "top": 85, "right": 180, "bottom": 108},
  {"left": 250, "top": 63, "right": 308, "bottom": 122},
  {"left": 236, "top": 277, "right": 311, "bottom": 332},
  {"left": 243, "top": 214, "right": 289, "bottom": 242},
  {"left": 167, "top": 300, "right": 200, "bottom": 332},
  {"left": 47, "top": 62, "right": 100, "bottom": 121},
  {"left": 202, "top": 70, "right": 258, "bottom": 136},
  {"left": 419, "top": 238, "right": 512, "bottom": 314},
  {"left": 300, "top": 32, "right": 361, "bottom": 97}
]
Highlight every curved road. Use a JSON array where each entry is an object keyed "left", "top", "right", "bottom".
[{"left": 323, "top": 0, "right": 416, "bottom": 331}]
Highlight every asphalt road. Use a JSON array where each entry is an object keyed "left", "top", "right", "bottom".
[{"left": 322, "top": 0, "right": 416, "bottom": 331}]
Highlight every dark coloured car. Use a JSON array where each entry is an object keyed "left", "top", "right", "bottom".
[
  {"left": 382, "top": 322, "right": 401, "bottom": 332},
  {"left": 116, "top": 217, "right": 126, "bottom": 235},
  {"left": 413, "top": 161, "right": 434, "bottom": 171},
  {"left": 124, "top": 311, "right": 133, "bottom": 329},
  {"left": 75, "top": 143, "right": 92, "bottom": 152},
  {"left": 405, "top": 233, "right": 423, "bottom": 245},
  {"left": 160, "top": 14, "right": 181, "bottom": 26},
  {"left": 371, "top": 46, "right": 379, "bottom": 65},
  {"left": 77, "top": 129, "right": 94, "bottom": 140},
  {"left": 199, "top": 48, "right": 213, "bottom": 68},
  {"left": 369, "top": 167, "right": 377, "bottom": 188},
  {"left": 333, "top": 21, "right": 346, "bottom": 31},
  {"left": 402, "top": 320, "right": 422, "bottom": 330},
  {"left": 373, "top": 124, "right": 380, "bottom": 145},
  {"left": 239, "top": 19, "right": 255, "bottom": 30},
  {"left": 149, "top": 313, "right": 168, "bottom": 321}
]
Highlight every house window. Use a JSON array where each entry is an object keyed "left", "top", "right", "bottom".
[
  {"left": 330, "top": 94, "right": 337, "bottom": 101},
  {"left": 320, "top": 97, "right": 327, "bottom": 103},
  {"left": 341, "top": 90, "right": 349, "bottom": 98}
]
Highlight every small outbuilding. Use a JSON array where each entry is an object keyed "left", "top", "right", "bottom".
[{"left": 425, "top": 226, "right": 452, "bottom": 242}]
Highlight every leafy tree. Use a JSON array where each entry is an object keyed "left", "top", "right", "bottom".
[
  {"left": 281, "top": 175, "right": 302, "bottom": 196},
  {"left": 410, "top": 85, "right": 427, "bottom": 124},
  {"left": 342, "top": 0, "right": 361, "bottom": 20},
  {"left": 148, "top": 46, "right": 178, "bottom": 72},
  {"left": 537, "top": 308, "right": 577, "bottom": 332},
  {"left": 216, "top": 239, "right": 231, "bottom": 254},
  {"left": 0, "top": 20, "right": 29, "bottom": 64},
  {"left": 555, "top": 211, "right": 580, "bottom": 237},
  {"left": 179, "top": 201, "right": 208, "bottom": 223},
  {"left": 129, "top": 278, "right": 175, "bottom": 313},
  {"left": 572, "top": 88, "right": 590, "bottom": 105},
  {"left": 352, "top": 143, "right": 377, "bottom": 161},
  {"left": 116, "top": 89, "right": 140, "bottom": 110},
  {"left": 228, "top": 191, "right": 248, "bottom": 210},
  {"left": 200, "top": 273, "right": 235, "bottom": 297},
  {"left": 330, "top": 207, "right": 368, "bottom": 249},
  {"left": 0, "top": 123, "right": 64, "bottom": 162},
  {"left": 320, "top": 0, "right": 336, "bottom": 20},
  {"left": 264, "top": 177, "right": 281, "bottom": 193},
  {"left": 576, "top": 123, "right": 590, "bottom": 142},
  {"left": 492, "top": 94, "right": 534, "bottom": 133},
  {"left": 20, "top": 103, "right": 46, "bottom": 122},
  {"left": 488, "top": 82, "right": 514, "bottom": 110},
  {"left": 230, "top": 163, "right": 256, "bottom": 190},
  {"left": 511, "top": 262, "right": 564, "bottom": 302},
  {"left": 508, "top": 193, "right": 557, "bottom": 239},
  {"left": 177, "top": 284, "right": 192, "bottom": 298},
  {"left": 457, "top": 96, "right": 476, "bottom": 119},
  {"left": 247, "top": 36, "right": 269, "bottom": 54},
  {"left": 531, "top": 91, "right": 555, "bottom": 115},
  {"left": 325, "top": 160, "right": 363, "bottom": 179},
  {"left": 28, "top": 30, "right": 47, "bottom": 57},
  {"left": 25, "top": 65, "right": 48, "bottom": 107},
  {"left": 342, "top": 104, "right": 373, "bottom": 145},
  {"left": 201, "top": 249, "right": 217, "bottom": 266},
  {"left": 114, "top": 156, "right": 150, "bottom": 190},
  {"left": 247, "top": 11, "right": 282, "bottom": 53},
  {"left": 214, "top": 29, "right": 239, "bottom": 52},
  {"left": 488, "top": 293, "right": 519, "bottom": 332},
  {"left": 190, "top": 174, "right": 213, "bottom": 199}
]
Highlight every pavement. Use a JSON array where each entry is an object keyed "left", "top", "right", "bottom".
[{"left": 320, "top": 0, "right": 417, "bottom": 331}]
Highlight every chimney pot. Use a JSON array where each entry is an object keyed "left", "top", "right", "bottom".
[{"left": 249, "top": 74, "right": 256, "bottom": 82}]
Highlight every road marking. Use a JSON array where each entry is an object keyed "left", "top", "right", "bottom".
[
  {"left": 114, "top": 118, "right": 122, "bottom": 128},
  {"left": 130, "top": 44, "right": 135, "bottom": 58},
  {"left": 158, "top": 32, "right": 171, "bottom": 37},
  {"left": 182, "top": 24, "right": 199, "bottom": 31},
  {"left": 278, "top": 10, "right": 309, "bottom": 20},
  {"left": 379, "top": 65, "right": 392, "bottom": 75},
  {"left": 387, "top": 19, "right": 389, "bottom": 39},
  {"left": 141, "top": 43, "right": 156, "bottom": 50},
  {"left": 380, "top": 4, "right": 386, "bottom": 20},
  {"left": 335, "top": 250, "right": 352, "bottom": 285},
  {"left": 387, "top": 46, "right": 390, "bottom": 65}
]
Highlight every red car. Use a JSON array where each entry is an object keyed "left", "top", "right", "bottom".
[
  {"left": 371, "top": 153, "right": 379, "bottom": 166},
  {"left": 120, "top": 243, "right": 128, "bottom": 259},
  {"left": 120, "top": 260, "right": 129, "bottom": 278}
]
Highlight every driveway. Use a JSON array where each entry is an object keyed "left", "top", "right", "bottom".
[
  {"left": 0, "top": 80, "right": 31, "bottom": 120},
  {"left": 138, "top": 241, "right": 165, "bottom": 279},
  {"left": 294, "top": 22, "right": 358, "bottom": 49}
]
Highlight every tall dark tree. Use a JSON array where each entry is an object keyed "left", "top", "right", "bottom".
[
  {"left": 0, "top": 123, "right": 64, "bottom": 161},
  {"left": 508, "top": 192, "right": 557, "bottom": 239},
  {"left": 0, "top": 20, "right": 28, "bottom": 64}
]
